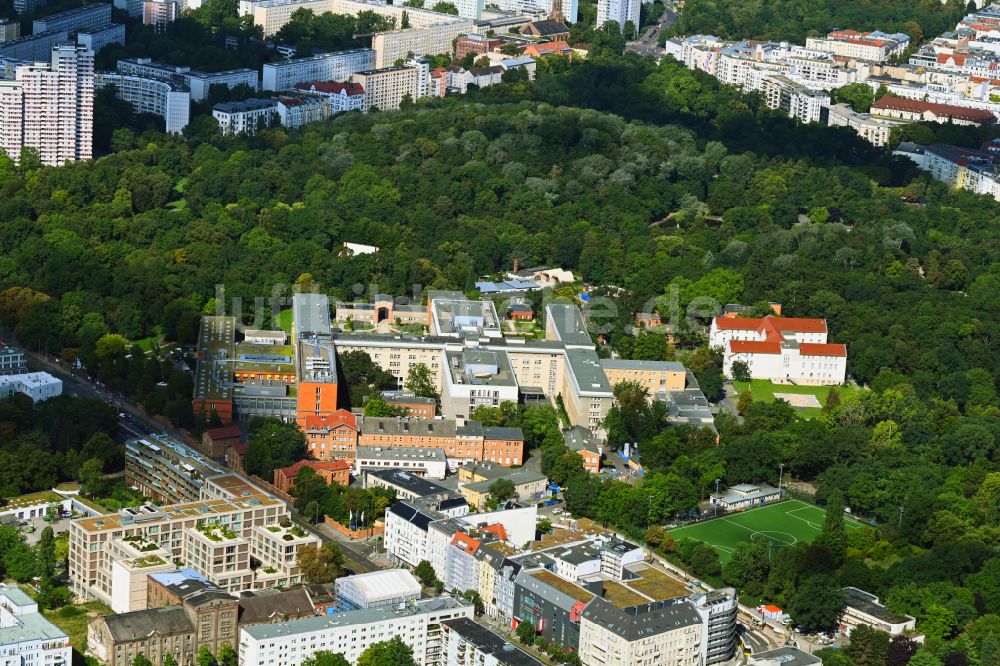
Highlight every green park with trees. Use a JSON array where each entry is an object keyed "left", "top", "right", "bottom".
[{"left": 0, "top": 15, "right": 994, "bottom": 665}]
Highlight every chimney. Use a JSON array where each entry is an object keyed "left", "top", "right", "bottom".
[{"left": 513, "top": 257, "right": 519, "bottom": 274}]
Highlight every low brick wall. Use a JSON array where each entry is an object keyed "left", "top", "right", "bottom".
[{"left": 323, "top": 517, "right": 384, "bottom": 540}]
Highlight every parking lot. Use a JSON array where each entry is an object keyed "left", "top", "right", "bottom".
[{"left": 15, "top": 514, "right": 71, "bottom": 545}]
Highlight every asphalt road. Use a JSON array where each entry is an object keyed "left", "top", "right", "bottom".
[{"left": 627, "top": 6, "right": 679, "bottom": 57}]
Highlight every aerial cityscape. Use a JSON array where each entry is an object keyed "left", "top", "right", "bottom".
[{"left": 0, "top": 0, "right": 996, "bottom": 664}]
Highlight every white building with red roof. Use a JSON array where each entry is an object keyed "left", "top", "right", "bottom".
[
  {"left": 295, "top": 81, "right": 366, "bottom": 114},
  {"left": 710, "top": 315, "right": 846, "bottom": 385}
]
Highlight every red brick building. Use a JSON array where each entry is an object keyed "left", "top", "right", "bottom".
[
  {"left": 274, "top": 459, "right": 351, "bottom": 493},
  {"left": 201, "top": 425, "right": 242, "bottom": 458},
  {"left": 303, "top": 409, "right": 359, "bottom": 461},
  {"left": 455, "top": 35, "right": 501, "bottom": 60}
]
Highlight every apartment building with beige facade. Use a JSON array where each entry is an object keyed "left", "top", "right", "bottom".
[
  {"left": 600, "top": 358, "right": 687, "bottom": 394},
  {"left": 69, "top": 487, "right": 318, "bottom": 606},
  {"left": 579, "top": 598, "right": 704, "bottom": 666},
  {"left": 353, "top": 66, "right": 418, "bottom": 111}
]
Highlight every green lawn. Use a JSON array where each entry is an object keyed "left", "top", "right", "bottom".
[
  {"left": 668, "top": 499, "right": 863, "bottom": 563},
  {"left": 274, "top": 309, "right": 293, "bottom": 334},
  {"left": 733, "top": 379, "right": 857, "bottom": 418},
  {"left": 44, "top": 601, "right": 112, "bottom": 657}
]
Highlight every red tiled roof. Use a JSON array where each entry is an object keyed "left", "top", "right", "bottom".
[
  {"left": 304, "top": 410, "right": 358, "bottom": 432},
  {"left": 730, "top": 340, "right": 781, "bottom": 354},
  {"left": 713, "top": 316, "right": 827, "bottom": 334},
  {"left": 872, "top": 95, "right": 996, "bottom": 123},
  {"left": 278, "top": 459, "right": 351, "bottom": 478},
  {"left": 207, "top": 425, "right": 242, "bottom": 440},
  {"left": 482, "top": 523, "right": 508, "bottom": 541},
  {"left": 936, "top": 52, "right": 967, "bottom": 65},
  {"left": 522, "top": 40, "right": 571, "bottom": 57},
  {"left": 279, "top": 97, "right": 304, "bottom": 106},
  {"left": 849, "top": 38, "right": 886, "bottom": 47},
  {"left": 451, "top": 532, "right": 481, "bottom": 555},
  {"left": 799, "top": 343, "right": 847, "bottom": 357}
]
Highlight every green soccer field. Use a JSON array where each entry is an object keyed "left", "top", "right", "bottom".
[{"left": 668, "top": 499, "right": 863, "bottom": 563}]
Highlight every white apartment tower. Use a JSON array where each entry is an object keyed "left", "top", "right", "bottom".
[
  {"left": 597, "top": 0, "right": 639, "bottom": 33},
  {"left": 0, "top": 44, "right": 93, "bottom": 166}
]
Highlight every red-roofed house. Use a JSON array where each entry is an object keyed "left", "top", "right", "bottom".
[
  {"left": 303, "top": 409, "right": 359, "bottom": 461},
  {"left": 710, "top": 315, "right": 846, "bottom": 384},
  {"left": 295, "top": 81, "right": 365, "bottom": 114},
  {"left": 521, "top": 41, "right": 574, "bottom": 58},
  {"left": 276, "top": 95, "right": 327, "bottom": 129},
  {"left": 274, "top": 459, "right": 351, "bottom": 492},
  {"left": 871, "top": 95, "right": 997, "bottom": 126}
]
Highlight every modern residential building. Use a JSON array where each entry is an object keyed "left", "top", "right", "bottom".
[
  {"left": 709, "top": 483, "right": 781, "bottom": 510},
  {"left": 94, "top": 71, "right": 190, "bottom": 133},
  {"left": 125, "top": 435, "right": 227, "bottom": 504},
  {"left": 212, "top": 98, "right": 278, "bottom": 134},
  {"left": 356, "top": 447, "right": 450, "bottom": 481},
  {"left": 596, "top": 0, "right": 639, "bottom": 32},
  {"left": 840, "top": 587, "right": 918, "bottom": 637},
  {"left": 261, "top": 48, "right": 374, "bottom": 90},
  {"left": 295, "top": 80, "right": 366, "bottom": 114},
  {"left": 237, "top": 597, "right": 474, "bottom": 666},
  {"left": 578, "top": 598, "right": 704, "bottom": 666},
  {"left": 0, "top": 44, "right": 93, "bottom": 166},
  {"left": 33, "top": 3, "right": 112, "bottom": 33},
  {"left": 710, "top": 315, "right": 847, "bottom": 385},
  {"left": 0, "top": 372, "right": 62, "bottom": 402},
  {"left": 77, "top": 24, "right": 126, "bottom": 54},
  {"left": 333, "top": 569, "right": 422, "bottom": 610},
  {"left": 441, "top": 618, "right": 545, "bottom": 666},
  {"left": 0, "top": 584, "right": 72, "bottom": 666},
  {"left": 68, "top": 489, "right": 318, "bottom": 604},
  {"left": 691, "top": 588, "right": 739, "bottom": 665}
]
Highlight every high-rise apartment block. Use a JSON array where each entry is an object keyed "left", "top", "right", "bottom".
[
  {"left": 261, "top": 48, "right": 374, "bottom": 91},
  {"left": 0, "top": 44, "right": 93, "bottom": 166},
  {"left": 33, "top": 3, "right": 113, "bottom": 34},
  {"left": 596, "top": 0, "right": 639, "bottom": 32}
]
